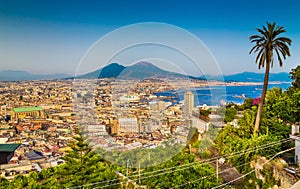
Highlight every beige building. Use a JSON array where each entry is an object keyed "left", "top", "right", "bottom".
[
  {"left": 119, "top": 117, "right": 139, "bottom": 133},
  {"left": 184, "top": 91, "right": 194, "bottom": 118},
  {"left": 11, "top": 106, "right": 45, "bottom": 120},
  {"left": 109, "top": 119, "right": 119, "bottom": 135},
  {"left": 0, "top": 105, "right": 7, "bottom": 116}
]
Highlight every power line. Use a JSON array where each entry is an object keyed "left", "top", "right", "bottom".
[
  {"left": 111, "top": 138, "right": 292, "bottom": 188},
  {"left": 92, "top": 182, "right": 120, "bottom": 189},
  {"left": 129, "top": 137, "right": 291, "bottom": 179},
  {"left": 131, "top": 160, "right": 216, "bottom": 181},
  {"left": 172, "top": 150, "right": 282, "bottom": 188},
  {"left": 172, "top": 161, "right": 251, "bottom": 188},
  {"left": 68, "top": 154, "right": 217, "bottom": 189},
  {"left": 70, "top": 137, "right": 292, "bottom": 188},
  {"left": 82, "top": 159, "right": 217, "bottom": 189},
  {"left": 211, "top": 147, "right": 296, "bottom": 189},
  {"left": 172, "top": 174, "right": 216, "bottom": 189},
  {"left": 67, "top": 178, "right": 120, "bottom": 189},
  {"left": 219, "top": 138, "right": 292, "bottom": 160}
]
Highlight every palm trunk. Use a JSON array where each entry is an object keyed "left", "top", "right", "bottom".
[{"left": 254, "top": 60, "right": 270, "bottom": 135}]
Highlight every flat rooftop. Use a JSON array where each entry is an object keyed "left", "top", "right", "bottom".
[{"left": 13, "top": 106, "right": 43, "bottom": 113}]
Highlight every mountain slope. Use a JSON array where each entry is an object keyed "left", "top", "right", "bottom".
[
  {"left": 77, "top": 62, "right": 192, "bottom": 80},
  {"left": 118, "top": 62, "right": 187, "bottom": 79},
  {"left": 76, "top": 63, "right": 125, "bottom": 79}
]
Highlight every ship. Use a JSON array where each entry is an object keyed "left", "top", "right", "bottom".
[{"left": 233, "top": 94, "right": 246, "bottom": 99}]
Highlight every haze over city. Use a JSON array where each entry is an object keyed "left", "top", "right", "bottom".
[{"left": 1, "top": 0, "right": 300, "bottom": 76}]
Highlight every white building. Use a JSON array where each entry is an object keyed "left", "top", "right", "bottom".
[
  {"left": 143, "top": 119, "right": 160, "bottom": 133},
  {"left": 86, "top": 125, "right": 107, "bottom": 136},
  {"left": 290, "top": 124, "right": 300, "bottom": 165},
  {"left": 119, "top": 95, "right": 140, "bottom": 102},
  {"left": 190, "top": 117, "right": 209, "bottom": 133}
]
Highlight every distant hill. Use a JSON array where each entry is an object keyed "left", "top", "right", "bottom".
[
  {"left": 203, "top": 72, "right": 291, "bottom": 82},
  {"left": 0, "top": 70, "right": 70, "bottom": 81},
  {"left": 75, "top": 63, "right": 125, "bottom": 79},
  {"left": 0, "top": 65, "right": 292, "bottom": 83},
  {"left": 76, "top": 62, "right": 193, "bottom": 80}
]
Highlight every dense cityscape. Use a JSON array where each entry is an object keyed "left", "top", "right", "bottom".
[
  {"left": 1, "top": 68, "right": 300, "bottom": 188},
  {"left": 0, "top": 77, "right": 224, "bottom": 178},
  {"left": 2, "top": 1, "right": 300, "bottom": 188}
]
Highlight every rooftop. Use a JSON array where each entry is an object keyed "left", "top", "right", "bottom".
[
  {"left": 13, "top": 106, "right": 43, "bottom": 113},
  {"left": 25, "top": 150, "right": 45, "bottom": 160},
  {"left": 0, "top": 144, "right": 20, "bottom": 152}
]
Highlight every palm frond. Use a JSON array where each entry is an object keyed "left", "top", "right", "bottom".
[
  {"left": 255, "top": 49, "right": 264, "bottom": 63},
  {"left": 258, "top": 52, "right": 266, "bottom": 69},
  {"left": 249, "top": 22, "right": 291, "bottom": 70},
  {"left": 275, "top": 37, "right": 292, "bottom": 45},
  {"left": 275, "top": 48, "right": 284, "bottom": 67}
]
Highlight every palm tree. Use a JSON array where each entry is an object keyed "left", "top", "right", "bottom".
[{"left": 249, "top": 22, "right": 291, "bottom": 135}]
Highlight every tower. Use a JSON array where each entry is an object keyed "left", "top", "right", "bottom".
[{"left": 184, "top": 91, "right": 194, "bottom": 118}]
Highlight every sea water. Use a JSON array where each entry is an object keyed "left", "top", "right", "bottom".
[{"left": 155, "top": 83, "right": 291, "bottom": 106}]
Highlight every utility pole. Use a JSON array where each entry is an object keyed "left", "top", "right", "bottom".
[
  {"left": 216, "top": 158, "right": 219, "bottom": 180},
  {"left": 126, "top": 159, "right": 129, "bottom": 176},
  {"left": 138, "top": 161, "right": 141, "bottom": 184}
]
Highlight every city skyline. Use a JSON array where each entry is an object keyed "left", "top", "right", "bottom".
[
  {"left": 1, "top": 0, "right": 300, "bottom": 76},
  {"left": 1, "top": 1, "right": 300, "bottom": 185}
]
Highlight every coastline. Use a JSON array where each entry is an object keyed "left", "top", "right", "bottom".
[{"left": 173, "top": 79, "right": 291, "bottom": 90}]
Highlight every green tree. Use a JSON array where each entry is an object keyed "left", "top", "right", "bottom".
[
  {"left": 9, "top": 175, "right": 28, "bottom": 189},
  {"left": 290, "top": 65, "right": 300, "bottom": 89},
  {"left": 215, "top": 123, "right": 281, "bottom": 186},
  {"left": 242, "top": 98, "right": 254, "bottom": 110},
  {"left": 237, "top": 106, "right": 257, "bottom": 137},
  {"left": 262, "top": 87, "right": 300, "bottom": 128},
  {"left": 138, "top": 150, "right": 219, "bottom": 188},
  {"left": 224, "top": 107, "right": 238, "bottom": 123},
  {"left": 59, "top": 133, "right": 119, "bottom": 188},
  {"left": 0, "top": 177, "right": 10, "bottom": 188},
  {"left": 217, "top": 106, "right": 238, "bottom": 123},
  {"left": 249, "top": 22, "right": 292, "bottom": 135},
  {"left": 200, "top": 109, "right": 210, "bottom": 117}
]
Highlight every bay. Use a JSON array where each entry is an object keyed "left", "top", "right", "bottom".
[{"left": 155, "top": 82, "right": 291, "bottom": 106}]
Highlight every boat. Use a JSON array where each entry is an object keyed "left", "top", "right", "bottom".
[
  {"left": 255, "top": 88, "right": 262, "bottom": 90},
  {"left": 233, "top": 94, "right": 246, "bottom": 99}
]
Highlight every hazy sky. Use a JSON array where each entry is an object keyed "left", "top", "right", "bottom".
[{"left": 1, "top": 0, "right": 300, "bottom": 76}]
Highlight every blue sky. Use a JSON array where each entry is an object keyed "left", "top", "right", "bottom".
[{"left": 0, "top": 0, "right": 300, "bottom": 76}]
